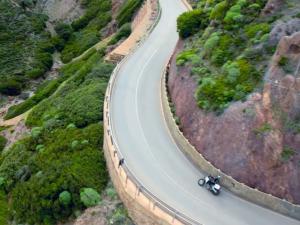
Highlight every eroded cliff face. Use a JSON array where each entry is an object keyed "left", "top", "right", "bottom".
[{"left": 168, "top": 29, "right": 300, "bottom": 203}]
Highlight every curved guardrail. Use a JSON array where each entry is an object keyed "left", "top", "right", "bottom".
[{"left": 103, "top": 1, "right": 202, "bottom": 224}]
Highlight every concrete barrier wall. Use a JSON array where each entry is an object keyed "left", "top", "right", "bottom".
[{"left": 160, "top": 60, "right": 300, "bottom": 221}]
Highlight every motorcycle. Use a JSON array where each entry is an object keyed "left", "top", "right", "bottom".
[{"left": 198, "top": 175, "right": 221, "bottom": 196}]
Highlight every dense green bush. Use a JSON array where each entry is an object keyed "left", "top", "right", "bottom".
[
  {"left": 176, "top": 49, "right": 197, "bottom": 66},
  {"left": 177, "top": 9, "right": 207, "bottom": 38},
  {"left": 116, "top": 0, "right": 143, "bottom": 27},
  {"left": 55, "top": 23, "right": 73, "bottom": 40},
  {"left": 80, "top": 188, "right": 101, "bottom": 207},
  {"left": 59, "top": 191, "right": 72, "bottom": 206}
]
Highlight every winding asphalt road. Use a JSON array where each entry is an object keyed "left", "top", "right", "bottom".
[{"left": 110, "top": 0, "right": 300, "bottom": 224}]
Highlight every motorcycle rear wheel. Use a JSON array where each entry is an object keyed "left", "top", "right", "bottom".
[{"left": 198, "top": 178, "right": 205, "bottom": 186}]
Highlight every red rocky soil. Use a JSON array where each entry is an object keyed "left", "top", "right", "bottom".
[{"left": 168, "top": 33, "right": 300, "bottom": 204}]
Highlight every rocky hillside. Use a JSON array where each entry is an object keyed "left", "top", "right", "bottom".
[{"left": 169, "top": 0, "right": 300, "bottom": 203}]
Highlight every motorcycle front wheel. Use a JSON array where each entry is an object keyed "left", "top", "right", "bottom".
[{"left": 198, "top": 178, "right": 205, "bottom": 186}]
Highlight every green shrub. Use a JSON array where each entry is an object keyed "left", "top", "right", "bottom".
[
  {"left": 210, "top": 1, "right": 228, "bottom": 20},
  {"left": 108, "top": 23, "right": 132, "bottom": 45},
  {"left": 177, "top": 9, "right": 207, "bottom": 38},
  {"left": 281, "top": 146, "right": 295, "bottom": 162},
  {"left": 0, "top": 80, "right": 22, "bottom": 96},
  {"left": 224, "top": 4, "right": 243, "bottom": 24},
  {"left": 0, "top": 136, "right": 7, "bottom": 152},
  {"left": 26, "top": 68, "right": 45, "bottom": 79},
  {"left": 116, "top": 0, "right": 143, "bottom": 27},
  {"left": 204, "top": 32, "right": 220, "bottom": 56},
  {"left": 31, "top": 127, "right": 43, "bottom": 139},
  {"left": 108, "top": 205, "right": 132, "bottom": 225},
  {"left": 254, "top": 123, "right": 272, "bottom": 136},
  {"left": 106, "top": 186, "right": 117, "bottom": 200},
  {"left": 51, "top": 36, "right": 65, "bottom": 51},
  {"left": 0, "top": 191, "right": 8, "bottom": 225},
  {"left": 37, "top": 41, "right": 55, "bottom": 54},
  {"left": 80, "top": 188, "right": 101, "bottom": 207},
  {"left": 0, "top": 177, "right": 5, "bottom": 188},
  {"left": 35, "top": 52, "right": 53, "bottom": 70},
  {"left": 35, "top": 144, "right": 45, "bottom": 152},
  {"left": 278, "top": 56, "right": 288, "bottom": 67},
  {"left": 55, "top": 23, "right": 73, "bottom": 40},
  {"left": 245, "top": 23, "right": 270, "bottom": 39},
  {"left": 59, "top": 191, "right": 72, "bottom": 206},
  {"left": 176, "top": 49, "right": 197, "bottom": 65},
  {"left": 211, "top": 49, "right": 227, "bottom": 66}
]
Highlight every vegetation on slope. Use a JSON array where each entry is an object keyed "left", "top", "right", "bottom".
[
  {"left": 0, "top": 0, "right": 141, "bottom": 223},
  {"left": 176, "top": 0, "right": 274, "bottom": 112},
  {"left": 0, "top": 0, "right": 53, "bottom": 95},
  {"left": 0, "top": 48, "right": 114, "bottom": 225},
  {"left": 116, "top": 0, "right": 144, "bottom": 27},
  {"left": 59, "top": 0, "right": 112, "bottom": 63}
]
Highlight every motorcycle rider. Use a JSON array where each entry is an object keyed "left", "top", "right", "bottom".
[
  {"left": 207, "top": 175, "right": 216, "bottom": 186},
  {"left": 207, "top": 175, "right": 220, "bottom": 186}
]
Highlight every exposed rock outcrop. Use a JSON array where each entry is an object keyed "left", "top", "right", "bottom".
[{"left": 36, "top": 0, "right": 83, "bottom": 22}]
